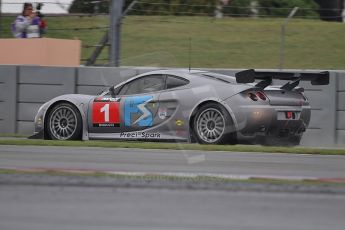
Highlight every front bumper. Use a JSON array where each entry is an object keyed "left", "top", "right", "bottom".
[
  {"left": 31, "top": 102, "right": 48, "bottom": 139},
  {"left": 28, "top": 130, "right": 44, "bottom": 139}
]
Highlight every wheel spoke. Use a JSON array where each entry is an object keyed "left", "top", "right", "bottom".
[
  {"left": 60, "top": 129, "right": 65, "bottom": 137},
  {"left": 65, "top": 110, "right": 71, "bottom": 118},
  {"left": 66, "top": 126, "right": 74, "bottom": 134},
  {"left": 57, "top": 111, "right": 62, "bottom": 119},
  {"left": 215, "top": 120, "right": 223, "bottom": 125},
  {"left": 205, "top": 111, "right": 210, "bottom": 120},
  {"left": 59, "top": 129, "right": 64, "bottom": 138},
  {"left": 205, "top": 130, "right": 211, "bottom": 138},
  {"left": 56, "top": 127, "right": 62, "bottom": 136},
  {"left": 208, "top": 111, "right": 212, "bottom": 120},
  {"left": 64, "top": 129, "right": 69, "bottom": 137},
  {"left": 214, "top": 129, "right": 221, "bottom": 135}
]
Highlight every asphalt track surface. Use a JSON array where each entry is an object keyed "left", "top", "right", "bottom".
[
  {"left": 1, "top": 145, "right": 345, "bottom": 179},
  {"left": 1, "top": 145, "right": 345, "bottom": 230},
  {"left": 0, "top": 184, "right": 344, "bottom": 230}
]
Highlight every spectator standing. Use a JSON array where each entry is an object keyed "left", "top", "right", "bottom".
[
  {"left": 12, "top": 2, "right": 41, "bottom": 38},
  {"left": 35, "top": 3, "right": 47, "bottom": 36}
]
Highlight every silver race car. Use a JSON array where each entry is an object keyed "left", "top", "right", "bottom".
[{"left": 31, "top": 69, "right": 329, "bottom": 146}]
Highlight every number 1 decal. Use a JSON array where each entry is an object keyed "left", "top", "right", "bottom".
[
  {"left": 100, "top": 103, "right": 110, "bottom": 122},
  {"left": 92, "top": 102, "right": 120, "bottom": 127}
]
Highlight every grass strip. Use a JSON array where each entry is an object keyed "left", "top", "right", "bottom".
[
  {"left": 0, "top": 168, "right": 344, "bottom": 186},
  {"left": 2, "top": 16, "right": 345, "bottom": 69},
  {"left": 0, "top": 138, "right": 344, "bottom": 155}
]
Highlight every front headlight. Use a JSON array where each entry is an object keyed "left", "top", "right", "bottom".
[
  {"left": 34, "top": 102, "right": 49, "bottom": 126},
  {"left": 36, "top": 116, "right": 43, "bottom": 126}
]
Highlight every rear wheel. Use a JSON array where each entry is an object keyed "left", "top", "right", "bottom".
[
  {"left": 193, "top": 103, "right": 236, "bottom": 144},
  {"left": 46, "top": 103, "right": 82, "bottom": 140}
]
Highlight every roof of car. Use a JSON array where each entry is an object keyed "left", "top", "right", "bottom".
[
  {"left": 136, "top": 69, "right": 238, "bottom": 84},
  {"left": 145, "top": 69, "right": 208, "bottom": 75},
  {"left": 111, "top": 68, "right": 238, "bottom": 90}
]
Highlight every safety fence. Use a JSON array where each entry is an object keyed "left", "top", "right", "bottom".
[{"left": 0, "top": 1, "right": 344, "bottom": 67}]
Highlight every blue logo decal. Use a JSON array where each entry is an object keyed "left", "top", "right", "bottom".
[{"left": 124, "top": 96, "right": 153, "bottom": 127}]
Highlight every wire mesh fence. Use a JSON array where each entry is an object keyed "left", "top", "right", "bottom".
[{"left": 0, "top": 0, "right": 344, "bottom": 69}]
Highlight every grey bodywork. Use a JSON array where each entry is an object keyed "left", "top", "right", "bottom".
[{"left": 32, "top": 69, "right": 327, "bottom": 144}]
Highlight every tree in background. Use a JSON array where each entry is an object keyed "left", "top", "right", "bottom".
[
  {"left": 123, "top": 0, "right": 216, "bottom": 16},
  {"left": 69, "top": 0, "right": 216, "bottom": 15},
  {"left": 221, "top": 0, "right": 319, "bottom": 18},
  {"left": 256, "top": 0, "right": 319, "bottom": 18},
  {"left": 222, "top": 0, "right": 252, "bottom": 17},
  {"left": 315, "top": 0, "right": 344, "bottom": 21},
  {"left": 69, "top": 0, "right": 321, "bottom": 19},
  {"left": 69, "top": 0, "right": 110, "bottom": 13}
]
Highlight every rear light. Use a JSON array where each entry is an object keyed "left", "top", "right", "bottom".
[
  {"left": 285, "top": 111, "right": 297, "bottom": 119},
  {"left": 247, "top": 91, "right": 266, "bottom": 101},
  {"left": 286, "top": 111, "right": 293, "bottom": 119},
  {"left": 248, "top": 92, "right": 258, "bottom": 101},
  {"left": 256, "top": 91, "right": 267, "bottom": 101}
]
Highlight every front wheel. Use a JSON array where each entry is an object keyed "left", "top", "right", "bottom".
[
  {"left": 46, "top": 103, "right": 82, "bottom": 140},
  {"left": 193, "top": 103, "right": 236, "bottom": 144}
]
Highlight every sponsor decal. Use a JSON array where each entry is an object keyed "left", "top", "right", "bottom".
[
  {"left": 92, "top": 101, "right": 120, "bottom": 127},
  {"left": 158, "top": 108, "right": 168, "bottom": 120},
  {"left": 124, "top": 96, "right": 153, "bottom": 127},
  {"left": 120, "top": 132, "right": 161, "bottom": 139},
  {"left": 94, "top": 97, "right": 121, "bottom": 102},
  {"left": 175, "top": 119, "right": 184, "bottom": 126}
]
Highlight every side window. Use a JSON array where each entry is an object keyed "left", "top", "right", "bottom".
[
  {"left": 166, "top": 75, "right": 189, "bottom": 89},
  {"left": 117, "top": 84, "right": 129, "bottom": 95},
  {"left": 120, "top": 79, "right": 140, "bottom": 95},
  {"left": 118, "top": 75, "right": 165, "bottom": 95},
  {"left": 141, "top": 75, "right": 166, "bottom": 93}
]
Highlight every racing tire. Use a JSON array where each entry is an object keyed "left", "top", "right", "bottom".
[
  {"left": 193, "top": 103, "right": 236, "bottom": 144},
  {"left": 46, "top": 103, "right": 82, "bottom": 140}
]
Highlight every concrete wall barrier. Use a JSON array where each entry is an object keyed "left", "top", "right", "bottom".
[
  {"left": 17, "top": 66, "right": 77, "bottom": 133},
  {"left": 336, "top": 72, "right": 345, "bottom": 144},
  {"left": 0, "top": 66, "right": 17, "bottom": 133}
]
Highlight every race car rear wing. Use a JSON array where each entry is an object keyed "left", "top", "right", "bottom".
[{"left": 235, "top": 69, "right": 329, "bottom": 88}]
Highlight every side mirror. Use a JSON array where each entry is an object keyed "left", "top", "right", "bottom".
[{"left": 109, "top": 86, "right": 116, "bottom": 96}]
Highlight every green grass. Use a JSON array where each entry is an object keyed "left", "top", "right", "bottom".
[
  {"left": 0, "top": 138, "right": 345, "bottom": 155},
  {"left": 1, "top": 15, "right": 344, "bottom": 69}
]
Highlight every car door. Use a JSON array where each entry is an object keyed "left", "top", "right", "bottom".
[
  {"left": 88, "top": 74, "right": 165, "bottom": 134},
  {"left": 156, "top": 75, "right": 191, "bottom": 137}
]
